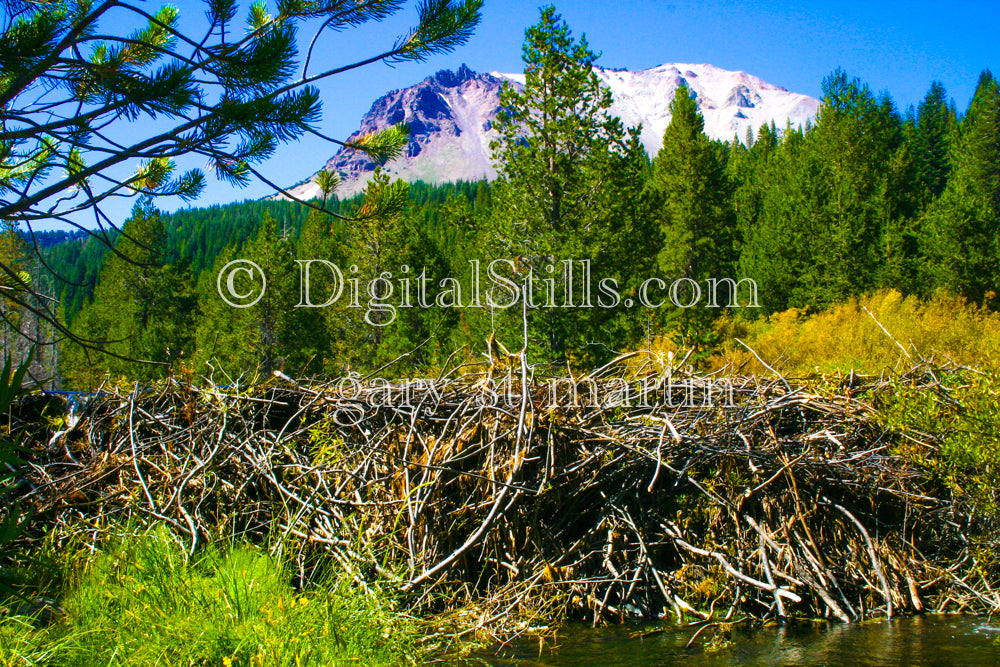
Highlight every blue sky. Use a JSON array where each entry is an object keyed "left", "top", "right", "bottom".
[
  {"left": 244, "top": 0, "right": 1000, "bottom": 209},
  {"left": 48, "top": 0, "right": 1000, "bottom": 227},
  {"left": 428, "top": 0, "right": 997, "bottom": 111}
]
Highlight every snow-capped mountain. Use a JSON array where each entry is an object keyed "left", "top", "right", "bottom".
[
  {"left": 590, "top": 64, "right": 818, "bottom": 158},
  {"left": 285, "top": 63, "right": 818, "bottom": 200}
]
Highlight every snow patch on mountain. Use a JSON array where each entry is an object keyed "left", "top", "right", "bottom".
[{"left": 592, "top": 63, "right": 817, "bottom": 156}]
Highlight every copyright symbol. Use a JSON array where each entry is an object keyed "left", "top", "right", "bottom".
[{"left": 217, "top": 259, "right": 266, "bottom": 308}]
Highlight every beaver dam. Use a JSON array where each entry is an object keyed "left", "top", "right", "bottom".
[{"left": 12, "top": 351, "right": 1000, "bottom": 634}]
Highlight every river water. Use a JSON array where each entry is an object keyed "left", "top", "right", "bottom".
[{"left": 459, "top": 616, "right": 1000, "bottom": 666}]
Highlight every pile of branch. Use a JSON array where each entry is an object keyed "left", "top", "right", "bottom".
[{"left": 10, "top": 353, "right": 1000, "bottom": 628}]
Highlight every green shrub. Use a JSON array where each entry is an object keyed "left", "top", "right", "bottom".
[{"left": 876, "top": 368, "right": 1000, "bottom": 517}]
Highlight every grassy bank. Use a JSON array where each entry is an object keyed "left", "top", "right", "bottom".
[{"left": 1, "top": 526, "right": 422, "bottom": 666}]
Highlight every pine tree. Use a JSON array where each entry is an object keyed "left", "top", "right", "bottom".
[
  {"left": 729, "top": 122, "right": 779, "bottom": 269},
  {"left": 919, "top": 71, "right": 1000, "bottom": 303},
  {"left": 292, "top": 208, "right": 348, "bottom": 375},
  {"left": 61, "top": 199, "right": 196, "bottom": 388},
  {"left": 738, "top": 124, "right": 816, "bottom": 312},
  {"left": 809, "top": 72, "right": 901, "bottom": 302},
  {"left": 194, "top": 212, "right": 297, "bottom": 379},
  {"left": 323, "top": 170, "right": 408, "bottom": 371},
  {"left": 739, "top": 70, "right": 911, "bottom": 312},
  {"left": 913, "top": 81, "right": 956, "bottom": 202},
  {"left": 488, "top": 5, "right": 646, "bottom": 364},
  {"left": 372, "top": 207, "right": 456, "bottom": 371},
  {"left": 647, "top": 83, "right": 735, "bottom": 359},
  {"left": 650, "top": 83, "right": 735, "bottom": 281}
]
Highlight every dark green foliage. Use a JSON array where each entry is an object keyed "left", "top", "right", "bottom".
[
  {"left": 194, "top": 212, "right": 297, "bottom": 379},
  {"left": 486, "top": 5, "right": 649, "bottom": 365},
  {"left": 648, "top": 84, "right": 735, "bottom": 359},
  {"left": 913, "top": 81, "right": 956, "bottom": 201},
  {"left": 0, "top": 0, "right": 483, "bottom": 350},
  {"left": 187, "top": 178, "right": 492, "bottom": 379},
  {"left": 918, "top": 71, "right": 1000, "bottom": 304},
  {"left": 650, "top": 83, "right": 734, "bottom": 280},
  {"left": 740, "top": 69, "right": 924, "bottom": 312},
  {"left": 32, "top": 21, "right": 999, "bottom": 380},
  {"left": 61, "top": 200, "right": 197, "bottom": 388}
]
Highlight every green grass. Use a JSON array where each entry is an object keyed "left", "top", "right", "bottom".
[{"left": 0, "top": 525, "right": 421, "bottom": 666}]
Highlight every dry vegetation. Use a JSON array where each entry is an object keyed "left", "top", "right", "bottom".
[{"left": 702, "top": 289, "right": 1000, "bottom": 375}]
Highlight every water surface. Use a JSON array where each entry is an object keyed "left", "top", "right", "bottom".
[{"left": 460, "top": 615, "right": 1000, "bottom": 666}]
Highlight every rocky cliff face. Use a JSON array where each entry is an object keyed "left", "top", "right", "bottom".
[
  {"left": 286, "top": 64, "right": 508, "bottom": 201},
  {"left": 284, "top": 62, "right": 819, "bottom": 200}
]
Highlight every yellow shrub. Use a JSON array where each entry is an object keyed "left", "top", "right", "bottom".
[
  {"left": 641, "top": 290, "right": 1000, "bottom": 377},
  {"left": 709, "top": 290, "right": 1000, "bottom": 376}
]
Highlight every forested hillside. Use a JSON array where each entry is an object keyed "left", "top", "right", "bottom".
[
  {"left": 7, "top": 11, "right": 997, "bottom": 389},
  {"left": 43, "top": 182, "right": 486, "bottom": 326}
]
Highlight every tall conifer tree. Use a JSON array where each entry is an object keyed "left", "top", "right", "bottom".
[
  {"left": 919, "top": 71, "right": 1000, "bottom": 303},
  {"left": 650, "top": 83, "right": 735, "bottom": 281},
  {"left": 488, "top": 5, "right": 647, "bottom": 364},
  {"left": 62, "top": 199, "right": 195, "bottom": 387}
]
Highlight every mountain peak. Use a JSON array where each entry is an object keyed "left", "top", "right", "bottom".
[
  {"left": 429, "top": 63, "right": 478, "bottom": 88},
  {"left": 282, "top": 63, "right": 819, "bottom": 201}
]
